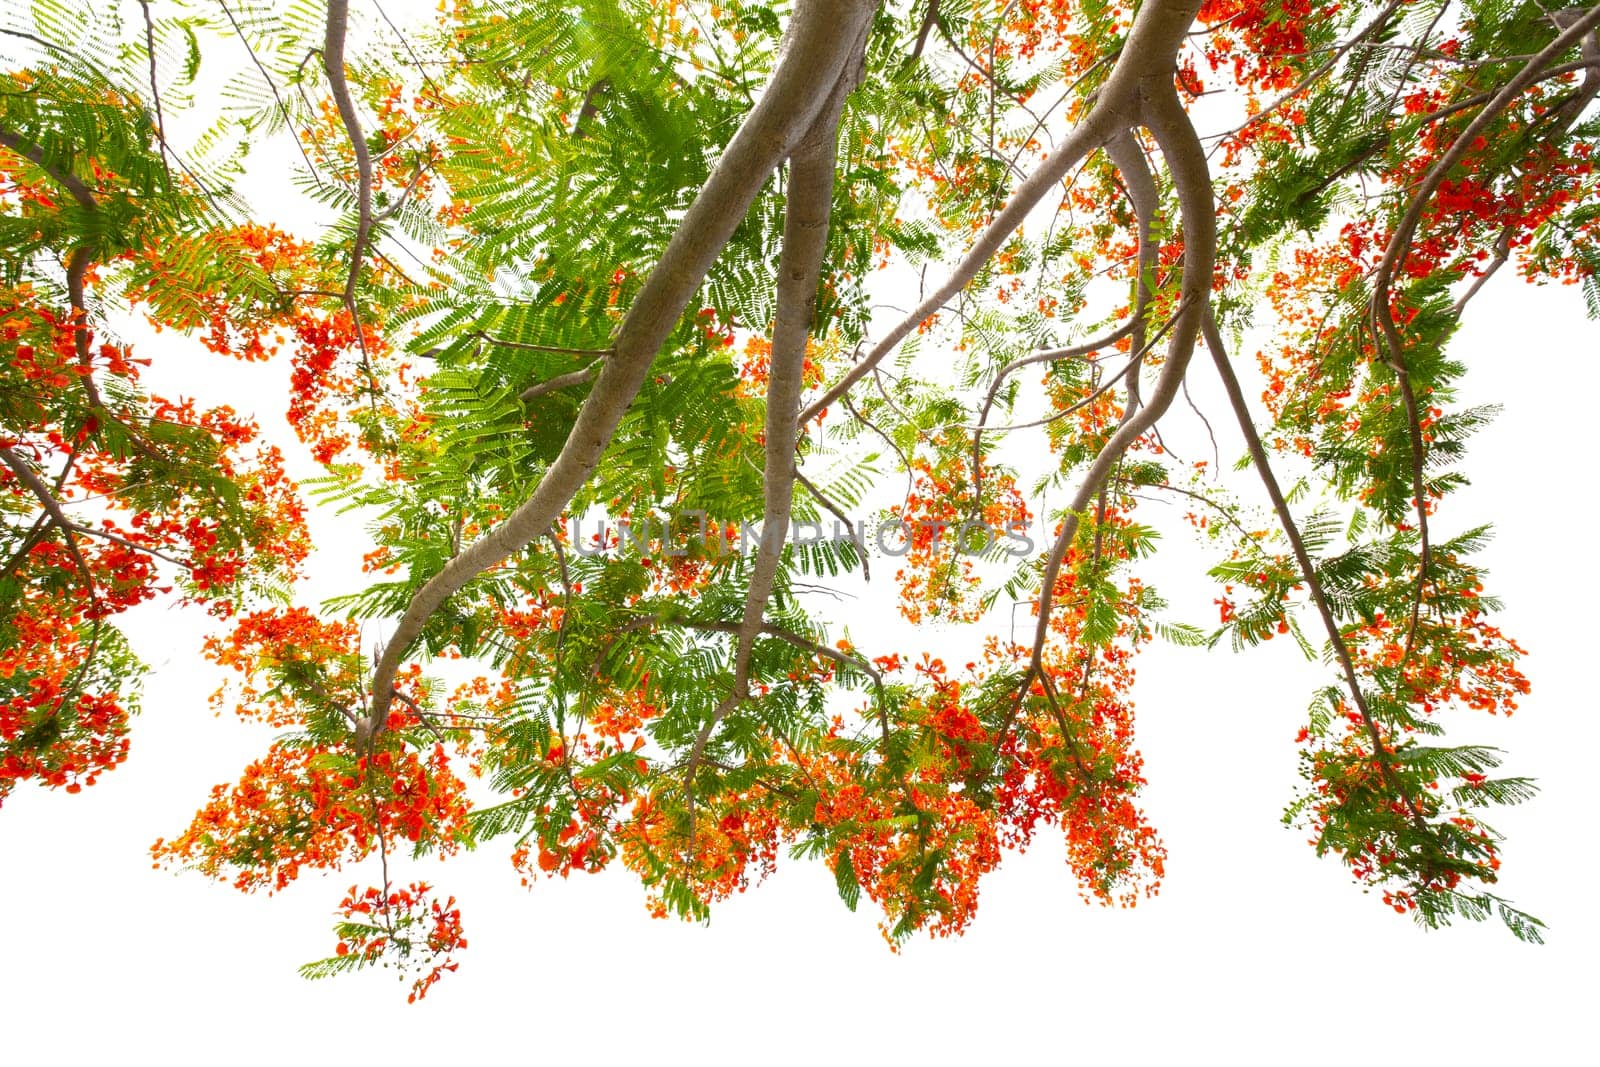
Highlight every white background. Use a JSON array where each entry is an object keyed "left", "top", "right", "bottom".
[{"left": 3, "top": 6, "right": 1598, "bottom": 1061}]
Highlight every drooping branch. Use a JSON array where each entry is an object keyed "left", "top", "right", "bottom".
[
  {"left": 1377, "top": 4, "right": 1600, "bottom": 307},
  {"left": 1027, "top": 82, "right": 1214, "bottom": 677},
  {"left": 979, "top": 317, "right": 1142, "bottom": 415},
  {"left": 364, "top": 0, "right": 882, "bottom": 727},
  {"left": 988, "top": 69, "right": 1212, "bottom": 773},
  {"left": 1370, "top": 4, "right": 1600, "bottom": 665},
  {"left": 684, "top": 42, "right": 861, "bottom": 792},
  {"left": 971, "top": 316, "right": 1136, "bottom": 489},
  {"left": 1102, "top": 127, "right": 1160, "bottom": 412},
  {"left": 1201, "top": 313, "right": 1431, "bottom": 832},
  {"left": 0, "top": 445, "right": 106, "bottom": 703}
]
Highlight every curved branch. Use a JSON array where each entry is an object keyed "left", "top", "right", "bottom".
[
  {"left": 519, "top": 365, "right": 598, "bottom": 403},
  {"left": 1370, "top": 4, "right": 1600, "bottom": 665},
  {"left": 798, "top": 0, "right": 1205, "bottom": 426},
  {"left": 364, "top": 0, "right": 881, "bottom": 726},
  {"left": 965, "top": 304, "right": 1185, "bottom": 435},
  {"left": 1202, "top": 313, "right": 1431, "bottom": 832},
  {"left": 323, "top": 0, "right": 375, "bottom": 306},
  {"left": 971, "top": 126, "right": 1163, "bottom": 508},
  {"left": 971, "top": 317, "right": 1138, "bottom": 462},
  {"left": 1028, "top": 84, "right": 1214, "bottom": 676},
  {"left": 0, "top": 125, "right": 96, "bottom": 209},
  {"left": 685, "top": 43, "right": 859, "bottom": 792}
]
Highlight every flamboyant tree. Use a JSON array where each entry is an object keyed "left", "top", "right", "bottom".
[{"left": 3, "top": 0, "right": 1594, "bottom": 998}]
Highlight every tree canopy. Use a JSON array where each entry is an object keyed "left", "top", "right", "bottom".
[{"left": 3, "top": 0, "right": 1595, "bottom": 999}]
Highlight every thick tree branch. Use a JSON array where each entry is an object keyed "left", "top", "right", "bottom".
[
  {"left": 1028, "top": 82, "right": 1213, "bottom": 677},
  {"left": 798, "top": 0, "right": 1205, "bottom": 426},
  {"left": 323, "top": 0, "right": 375, "bottom": 307},
  {"left": 910, "top": 0, "right": 939, "bottom": 60},
  {"left": 0, "top": 126, "right": 97, "bottom": 209},
  {"left": 685, "top": 42, "right": 859, "bottom": 794},
  {"left": 364, "top": 0, "right": 881, "bottom": 727}
]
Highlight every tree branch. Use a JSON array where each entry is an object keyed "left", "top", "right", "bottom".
[
  {"left": 519, "top": 365, "right": 598, "bottom": 403},
  {"left": 1370, "top": 4, "right": 1600, "bottom": 667},
  {"left": 1202, "top": 313, "right": 1431, "bottom": 832},
  {"left": 0, "top": 446, "right": 96, "bottom": 601},
  {"left": 137, "top": 1, "right": 170, "bottom": 182},
  {"left": 363, "top": 0, "right": 883, "bottom": 728},
  {"left": 798, "top": 0, "right": 1206, "bottom": 426},
  {"left": 1028, "top": 80, "right": 1214, "bottom": 677},
  {"left": 323, "top": 0, "right": 375, "bottom": 307},
  {"left": 685, "top": 39, "right": 860, "bottom": 795},
  {"left": 910, "top": 0, "right": 939, "bottom": 60}
]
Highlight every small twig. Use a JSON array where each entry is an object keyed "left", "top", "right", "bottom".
[
  {"left": 473, "top": 330, "right": 615, "bottom": 358},
  {"left": 372, "top": 0, "right": 442, "bottom": 96},
  {"left": 794, "top": 468, "right": 868, "bottom": 581},
  {"left": 910, "top": 0, "right": 939, "bottom": 60},
  {"left": 217, "top": 0, "right": 324, "bottom": 187},
  {"left": 519, "top": 364, "right": 598, "bottom": 403},
  {"left": 137, "top": 1, "right": 171, "bottom": 182},
  {"left": 1452, "top": 225, "right": 1514, "bottom": 316},
  {"left": 1, "top": 446, "right": 96, "bottom": 600},
  {"left": 373, "top": 157, "right": 431, "bottom": 223}
]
